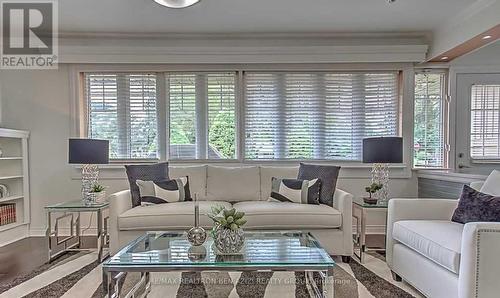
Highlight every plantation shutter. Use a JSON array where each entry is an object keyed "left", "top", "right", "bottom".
[
  {"left": 413, "top": 73, "right": 446, "bottom": 167},
  {"left": 167, "top": 72, "right": 237, "bottom": 160},
  {"left": 207, "top": 73, "right": 237, "bottom": 159},
  {"left": 244, "top": 72, "right": 399, "bottom": 160},
  {"left": 470, "top": 85, "right": 500, "bottom": 160},
  {"left": 168, "top": 74, "right": 197, "bottom": 159},
  {"left": 86, "top": 73, "right": 158, "bottom": 160}
]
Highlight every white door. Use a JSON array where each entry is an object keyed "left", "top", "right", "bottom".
[{"left": 455, "top": 73, "right": 500, "bottom": 174}]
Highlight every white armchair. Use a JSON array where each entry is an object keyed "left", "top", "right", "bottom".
[{"left": 386, "top": 181, "right": 500, "bottom": 298}]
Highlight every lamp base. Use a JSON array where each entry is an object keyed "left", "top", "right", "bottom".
[
  {"left": 82, "top": 164, "right": 99, "bottom": 204},
  {"left": 371, "top": 163, "right": 389, "bottom": 202}
]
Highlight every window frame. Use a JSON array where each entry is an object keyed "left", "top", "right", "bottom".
[
  {"left": 412, "top": 69, "right": 450, "bottom": 169},
  {"left": 165, "top": 71, "right": 241, "bottom": 162},
  {"left": 83, "top": 72, "right": 161, "bottom": 162},
  {"left": 75, "top": 64, "right": 407, "bottom": 165},
  {"left": 242, "top": 70, "right": 402, "bottom": 162},
  {"left": 469, "top": 84, "right": 500, "bottom": 162}
]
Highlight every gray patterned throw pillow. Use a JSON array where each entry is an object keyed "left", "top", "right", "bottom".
[
  {"left": 452, "top": 185, "right": 500, "bottom": 224},
  {"left": 297, "top": 163, "right": 340, "bottom": 207}
]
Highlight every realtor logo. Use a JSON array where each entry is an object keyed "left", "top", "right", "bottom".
[{"left": 1, "top": 0, "right": 58, "bottom": 69}]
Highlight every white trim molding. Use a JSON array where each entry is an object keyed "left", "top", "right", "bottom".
[{"left": 59, "top": 34, "right": 428, "bottom": 64}]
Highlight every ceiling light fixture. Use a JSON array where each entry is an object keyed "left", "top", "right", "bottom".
[
  {"left": 441, "top": 56, "right": 449, "bottom": 60},
  {"left": 482, "top": 35, "right": 492, "bottom": 40},
  {"left": 153, "top": 0, "right": 200, "bottom": 9}
]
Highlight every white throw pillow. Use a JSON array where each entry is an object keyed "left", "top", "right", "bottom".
[{"left": 480, "top": 170, "right": 500, "bottom": 196}]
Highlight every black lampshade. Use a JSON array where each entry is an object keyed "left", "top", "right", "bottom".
[
  {"left": 363, "top": 137, "right": 403, "bottom": 163},
  {"left": 68, "top": 139, "right": 109, "bottom": 164}
]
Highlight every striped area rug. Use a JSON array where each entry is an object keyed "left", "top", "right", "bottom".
[{"left": 0, "top": 252, "right": 423, "bottom": 298}]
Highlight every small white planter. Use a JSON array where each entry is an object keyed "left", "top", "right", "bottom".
[{"left": 88, "top": 191, "right": 107, "bottom": 203}]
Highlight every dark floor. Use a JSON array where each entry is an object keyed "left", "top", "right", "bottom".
[
  {"left": 0, "top": 234, "right": 385, "bottom": 285},
  {"left": 0, "top": 236, "right": 97, "bottom": 285}
]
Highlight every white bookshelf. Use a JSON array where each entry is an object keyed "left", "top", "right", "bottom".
[{"left": 0, "top": 128, "right": 30, "bottom": 241}]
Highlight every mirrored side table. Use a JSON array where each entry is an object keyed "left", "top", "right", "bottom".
[
  {"left": 352, "top": 197, "right": 388, "bottom": 263},
  {"left": 45, "top": 200, "right": 109, "bottom": 262}
]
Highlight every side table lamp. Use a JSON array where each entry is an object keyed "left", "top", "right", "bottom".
[
  {"left": 68, "top": 139, "right": 109, "bottom": 203},
  {"left": 362, "top": 137, "right": 403, "bottom": 202}
]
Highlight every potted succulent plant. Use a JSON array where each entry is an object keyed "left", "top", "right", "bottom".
[
  {"left": 209, "top": 206, "right": 247, "bottom": 254},
  {"left": 88, "top": 183, "right": 106, "bottom": 204},
  {"left": 363, "top": 182, "right": 383, "bottom": 204}
]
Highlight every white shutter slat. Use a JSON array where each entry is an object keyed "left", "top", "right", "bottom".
[{"left": 244, "top": 72, "right": 399, "bottom": 160}]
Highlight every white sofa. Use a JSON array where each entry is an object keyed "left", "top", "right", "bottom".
[
  {"left": 109, "top": 165, "right": 353, "bottom": 260},
  {"left": 386, "top": 181, "right": 500, "bottom": 298}
]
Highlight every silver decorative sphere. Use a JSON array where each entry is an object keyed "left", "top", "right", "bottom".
[
  {"left": 187, "top": 226, "right": 207, "bottom": 246},
  {"left": 188, "top": 245, "right": 207, "bottom": 261}
]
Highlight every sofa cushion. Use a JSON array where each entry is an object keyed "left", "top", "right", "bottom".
[
  {"left": 393, "top": 220, "right": 463, "bottom": 274},
  {"left": 119, "top": 201, "right": 232, "bottom": 230},
  {"left": 233, "top": 201, "right": 342, "bottom": 229},
  {"left": 206, "top": 166, "right": 260, "bottom": 202},
  {"left": 169, "top": 165, "right": 207, "bottom": 200},
  {"left": 260, "top": 166, "right": 299, "bottom": 200}
]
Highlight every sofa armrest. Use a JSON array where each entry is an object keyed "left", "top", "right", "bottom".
[
  {"left": 459, "top": 222, "right": 500, "bottom": 298},
  {"left": 386, "top": 198, "right": 458, "bottom": 267},
  {"left": 333, "top": 188, "right": 353, "bottom": 256},
  {"left": 109, "top": 190, "right": 132, "bottom": 254}
]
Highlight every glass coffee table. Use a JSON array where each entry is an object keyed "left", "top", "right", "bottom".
[{"left": 103, "top": 231, "right": 335, "bottom": 298}]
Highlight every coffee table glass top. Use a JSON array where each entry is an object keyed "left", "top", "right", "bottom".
[
  {"left": 353, "top": 197, "right": 388, "bottom": 208},
  {"left": 104, "top": 231, "right": 334, "bottom": 269},
  {"left": 45, "top": 200, "right": 109, "bottom": 210}
]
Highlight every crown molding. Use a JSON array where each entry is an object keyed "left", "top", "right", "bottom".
[
  {"left": 58, "top": 31, "right": 431, "bottom": 41},
  {"left": 58, "top": 34, "right": 428, "bottom": 64}
]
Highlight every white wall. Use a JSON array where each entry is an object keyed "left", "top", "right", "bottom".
[{"left": 0, "top": 64, "right": 418, "bottom": 238}]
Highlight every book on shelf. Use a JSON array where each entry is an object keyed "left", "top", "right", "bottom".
[{"left": 0, "top": 203, "right": 16, "bottom": 226}]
